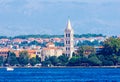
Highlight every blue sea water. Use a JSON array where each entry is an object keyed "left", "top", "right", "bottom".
[{"left": 0, "top": 68, "right": 120, "bottom": 82}]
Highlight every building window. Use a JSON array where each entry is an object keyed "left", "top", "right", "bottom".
[
  {"left": 37, "top": 52, "right": 40, "bottom": 54},
  {"left": 68, "top": 41, "right": 70, "bottom": 44}
]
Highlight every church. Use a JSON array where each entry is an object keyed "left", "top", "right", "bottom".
[{"left": 40, "top": 19, "right": 74, "bottom": 61}]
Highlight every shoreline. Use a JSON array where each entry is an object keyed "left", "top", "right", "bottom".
[{"left": 1, "top": 66, "right": 120, "bottom": 69}]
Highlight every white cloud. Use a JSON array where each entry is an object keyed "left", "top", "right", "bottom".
[
  {"left": 0, "top": 0, "right": 44, "bottom": 15},
  {"left": 22, "top": 0, "right": 44, "bottom": 16},
  {"left": 0, "top": 0, "right": 119, "bottom": 15},
  {"left": 0, "top": 0, "right": 120, "bottom": 36},
  {"left": 0, "top": 0, "right": 14, "bottom": 12}
]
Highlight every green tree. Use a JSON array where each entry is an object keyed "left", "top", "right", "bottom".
[
  {"left": 102, "top": 60, "right": 114, "bottom": 66},
  {"left": 100, "top": 37, "right": 120, "bottom": 55},
  {"left": 18, "top": 51, "right": 29, "bottom": 66},
  {"left": 0, "top": 56, "right": 3, "bottom": 66},
  {"left": 67, "top": 56, "right": 81, "bottom": 66},
  {"left": 88, "top": 54, "right": 102, "bottom": 66},
  {"left": 116, "top": 56, "right": 120, "bottom": 65},
  {"left": 36, "top": 55, "right": 41, "bottom": 64},
  {"left": 97, "top": 37, "right": 120, "bottom": 66},
  {"left": 97, "top": 54, "right": 117, "bottom": 66},
  {"left": 42, "top": 56, "right": 51, "bottom": 67},
  {"left": 42, "top": 56, "right": 59, "bottom": 66},
  {"left": 29, "top": 57, "right": 37, "bottom": 66},
  {"left": 48, "top": 56, "right": 59, "bottom": 66},
  {"left": 7, "top": 52, "right": 18, "bottom": 66},
  {"left": 77, "top": 46, "right": 95, "bottom": 56},
  {"left": 41, "top": 56, "right": 51, "bottom": 66},
  {"left": 58, "top": 55, "right": 69, "bottom": 66},
  {"left": 42, "top": 61, "right": 51, "bottom": 66}
]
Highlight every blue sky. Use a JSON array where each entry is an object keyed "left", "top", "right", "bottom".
[{"left": 0, "top": 0, "right": 120, "bottom": 36}]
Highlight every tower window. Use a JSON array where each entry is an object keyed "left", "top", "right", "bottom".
[
  {"left": 66, "top": 54, "right": 70, "bottom": 57},
  {"left": 66, "top": 34, "right": 67, "bottom": 37},
  {"left": 68, "top": 34, "right": 70, "bottom": 37},
  {"left": 68, "top": 41, "right": 70, "bottom": 44},
  {"left": 68, "top": 48, "right": 70, "bottom": 50},
  {"left": 66, "top": 34, "right": 70, "bottom": 37},
  {"left": 66, "top": 47, "right": 70, "bottom": 51},
  {"left": 66, "top": 47, "right": 67, "bottom": 51},
  {"left": 66, "top": 41, "right": 67, "bottom": 44}
]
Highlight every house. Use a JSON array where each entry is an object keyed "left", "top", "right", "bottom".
[
  {"left": 12, "top": 49, "right": 37, "bottom": 58},
  {"left": 0, "top": 48, "right": 10, "bottom": 58}
]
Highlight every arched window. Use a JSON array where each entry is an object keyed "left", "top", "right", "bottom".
[{"left": 66, "top": 33, "right": 70, "bottom": 37}]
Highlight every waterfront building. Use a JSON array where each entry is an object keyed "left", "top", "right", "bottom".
[
  {"left": 41, "top": 42, "right": 63, "bottom": 61},
  {"left": 64, "top": 19, "right": 74, "bottom": 58}
]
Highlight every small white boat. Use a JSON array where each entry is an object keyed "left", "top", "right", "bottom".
[{"left": 6, "top": 67, "right": 14, "bottom": 71}]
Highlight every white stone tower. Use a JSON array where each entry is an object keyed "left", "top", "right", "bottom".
[{"left": 64, "top": 19, "right": 74, "bottom": 58}]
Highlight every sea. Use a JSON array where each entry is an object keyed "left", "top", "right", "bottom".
[{"left": 0, "top": 67, "right": 120, "bottom": 82}]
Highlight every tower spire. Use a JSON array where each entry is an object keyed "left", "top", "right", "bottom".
[{"left": 66, "top": 19, "right": 72, "bottom": 30}]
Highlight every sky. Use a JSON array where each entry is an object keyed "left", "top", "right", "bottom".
[{"left": 0, "top": 0, "right": 120, "bottom": 36}]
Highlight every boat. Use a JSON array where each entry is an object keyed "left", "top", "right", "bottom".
[{"left": 6, "top": 67, "right": 14, "bottom": 71}]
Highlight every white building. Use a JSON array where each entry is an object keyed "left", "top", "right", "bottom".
[{"left": 41, "top": 42, "right": 63, "bottom": 61}]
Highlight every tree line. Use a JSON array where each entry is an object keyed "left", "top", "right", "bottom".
[
  {"left": 0, "top": 33, "right": 105, "bottom": 39},
  {"left": 0, "top": 51, "right": 41, "bottom": 67}
]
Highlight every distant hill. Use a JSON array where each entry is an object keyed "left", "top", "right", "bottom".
[
  {"left": 0, "top": 34, "right": 105, "bottom": 39},
  {"left": 74, "top": 34, "right": 105, "bottom": 38}
]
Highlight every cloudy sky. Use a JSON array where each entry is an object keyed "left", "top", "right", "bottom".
[{"left": 0, "top": 0, "right": 120, "bottom": 36}]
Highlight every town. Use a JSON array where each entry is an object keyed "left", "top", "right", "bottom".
[{"left": 0, "top": 20, "right": 118, "bottom": 67}]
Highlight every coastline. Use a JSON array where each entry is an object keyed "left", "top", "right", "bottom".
[{"left": 1, "top": 66, "right": 120, "bottom": 69}]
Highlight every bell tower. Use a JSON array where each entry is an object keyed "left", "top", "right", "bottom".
[{"left": 64, "top": 19, "right": 74, "bottom": 58}]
